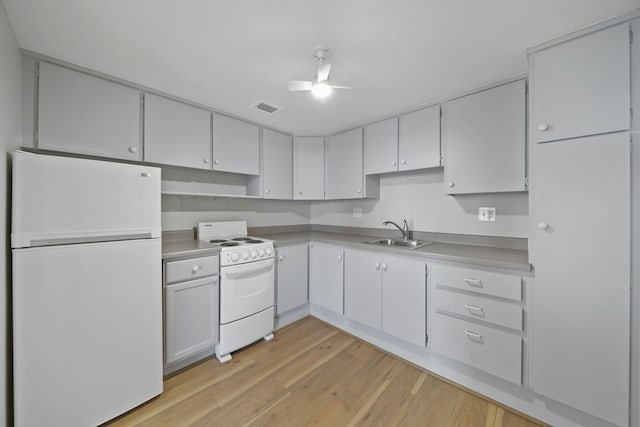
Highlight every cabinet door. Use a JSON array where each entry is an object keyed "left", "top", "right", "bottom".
[
  {"left": 398, "top": 105, "right": 441, "bottom": 171},
  {"left": 212, "top": 114, "right": 260, "bottom": 175},
  {"left": 308, "top": 244, "right": 344, "bottom": 314},
  {"left": 263, "top": 129, "right": 293, "bottom": 199},
  {"left": 443, "top": 80, "right": 526, "bottom": 194},
  {"left": 144, "top": 93, "right": 211, "bottom": 170},
  {"left": 165, "top": 276, "right": 219, "bottom": 365},
  {"left": 37, "top": 62, "right": 141, "bottom": 160},
  {"left": 276, "top": 244, "right": 308, "bottom": 314},
  {"left": 326, "top": 128, "right": 364, "bottom": 199},
  {"left": 293, "top": 136, "right": 325, "bottom": 200},
  {"left": 382, "top": 256, "right": 426, "bottom": 346},
  {"left": 344, "top": 250, "right": 381, "bottom": 329},
  {"left": 530, "top": 23, "right": 630, "bottom": 143},
  {"left": 532, "top": 133, "right": 630, "bottom": 426},
  {"left": 365, "top": 118, "right": 398, "bottom": 174}
]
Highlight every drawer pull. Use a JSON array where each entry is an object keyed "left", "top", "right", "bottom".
[
  {"left": 464, "top": 304, "right": 484, "bottom": 315},
  {"left": 464, "top": 277, "right": 483, "bottom": 287},
  {"left": 464, "top": 330, "right": 483, "bottom": 341},
  {"left": 191, "top": 265, "right": 202, "bottom": 274}
]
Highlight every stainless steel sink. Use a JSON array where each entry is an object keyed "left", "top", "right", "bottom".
[{"left": 363, "top": 238, "right": 433, "bottom": 249}]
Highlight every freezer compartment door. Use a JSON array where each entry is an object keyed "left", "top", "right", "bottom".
[
  {"left": 11, "top": 150, "right": 161, "bottom": 248},
  {"left": 12, "top": 238, "right": 163, "bottom": 427}
]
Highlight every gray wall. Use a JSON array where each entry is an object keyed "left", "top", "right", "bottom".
[
  {"left": 0, "top": 0, "right": 21, "bottom": 424},
  {"left": 310, "top": 169, "right": 529, "bottom": 238},
  {"left": 161, "top": 169, "right": 529, "bottom": 239},
  {"left": 161, "top": 195, "right": 311, "bottom": 231}
]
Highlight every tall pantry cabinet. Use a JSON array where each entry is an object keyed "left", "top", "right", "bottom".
[{"left": 528, "top": 22, "right": 632, "bottom": 427}]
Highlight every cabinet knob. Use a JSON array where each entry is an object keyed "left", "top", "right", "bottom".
[
  {"left": 357, "top": 189, "right": 361, "bottom": 194},
  {"left": 392, "top": 161, "right": 397, "bottom": 166},
  {"left": 537, "top": 221, "right": 550, "bottom": 230},
  {"left": 128, "top": 147, "right": 138, "bottom": 153},
  {"left": 382, "top": 263, "right": 388, "bottom": 272},
  {"left": 537, "top": 123, "right": 550, "bottom": 132},
  {"left": 448, "top": 182, "right": 455, "bottom": 188},
  {"left": 375, "top": 262, "right": 380, "bottom": 270},
  {"left": 401, "top": 160, "right": 407, "bottom": 165},
  {"left": 191, "top": 265, "right": 201, "bottom": 274},
  {"left": 265, "top": 189, "right": 270, "bottom": 194},
  {"left": 278, "top": 255, "right": 284, "bottom": 262},
  {"left": 203, "top": 158, "right": 209, "bottom": 164},
  {"left": 214, "top": 160, "right": 220, "bottom": 165},
  {"left": 337, "top": 255, "right": 343, "bottom": 262}
]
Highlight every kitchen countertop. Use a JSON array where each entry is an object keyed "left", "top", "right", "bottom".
[{"left": 162, "top": 229, "right": 531, "bottom": 273}]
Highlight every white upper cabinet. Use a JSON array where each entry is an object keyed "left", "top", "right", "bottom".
[
  {"left": 262, "top": 129, "right": 293, "bottom": 199},
  {"left": 144, "top": 93, "right": 211, "bottom": 170},
  {"left": 293, "top": 136, "right": 325, "bottom": 200},
  {"left": 398, "top": 105, "right": 441, "bottom": 171},
  {"left": 326, "top": 128, "right": 365, "bottom": 199},
  {"left": 37, "top": 62, "right": 142, "bottom": 161},
  {"left": 364, "top": 106, "right": 440, "bottom": 175},
  {"left": 212, "top": 114, "right": 260, "bottom": 175},
  {"left": 443, "top": 79, "right": 526, "bottom": 194},
  {"left": 364, "top": 117, "right": 399, "bottom": 174},
  {"left": 530, "top": 23, "right": 630, "bottom": 143}
]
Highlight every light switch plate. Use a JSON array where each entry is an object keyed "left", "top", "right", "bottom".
[
  {"left": 478, "top": 207, "right": 496, "bottom": 222},
  {"left": 353, "top": 208, "right": 362, "bottom": 218}
]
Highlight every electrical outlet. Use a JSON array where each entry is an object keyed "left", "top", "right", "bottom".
[
  {"left": 478, "top": 207, "right": 496, "bottom": 222},
  {"left": 353, "top": 207, "right": 362, "bottom": 218}
]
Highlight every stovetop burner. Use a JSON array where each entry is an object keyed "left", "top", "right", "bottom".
[
  {"left": 231, "top": 237, "right": 252, "bottom": 241},
  {"left": 220, "top": 242, "right": 240, "bottom": 247},
  {"left": 209, "top": 239, "right": 228, "bottom": 243},
  {"left": 246, "top": 239, "right": 263, "bottom": 244}
]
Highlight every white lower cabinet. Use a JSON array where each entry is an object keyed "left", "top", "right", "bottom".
[
  {"left": 431, "top": 313, "right": 522, "bottom": 384},
  {"left": 164, "top": 255, "right": 219, "bottom": 375},
  {"left": 344, "top": 250, "right": 382, "bottom": 329},
  {"left": 530, "top": 133, "right": 630, "bottom": 426},
  {"left": 381, "top": 256, "right": 427, "bottom": 346},
  {"left": 276, "top": 244, "right": 308, "bottom": 314},
  {"left": 345, "top": 250, "right": 426, "bottom": 346},
  {"left": 430, "top": 263, "right": 524, "bottom": 384},
  {"left": 309, "top": 243, "right": 344, "bottom": 313}
]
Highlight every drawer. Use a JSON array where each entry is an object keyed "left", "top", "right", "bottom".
[
  {"left": 165, "top": 255, "right": 219, "bottom": 284},
  {"left": 433, "top": 287, "right": 523, "bottom": 331},
  {"left": 431, "top": 313, "right": 522, "bottom": 384},
  {"left": 430, "top": 264, "right": 522, "bottom": 301}
]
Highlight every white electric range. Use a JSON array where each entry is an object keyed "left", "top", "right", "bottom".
[{"left": 197, "top": 221, "right": 275, "bottom": 362}]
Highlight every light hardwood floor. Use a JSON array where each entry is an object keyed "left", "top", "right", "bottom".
[{"left": 106, "top": 317, "right": 543, "bottom": 427}]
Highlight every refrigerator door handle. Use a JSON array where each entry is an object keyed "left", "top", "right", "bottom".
[{"left": 13, "top": 230, "right": 158, "bottom": 248}]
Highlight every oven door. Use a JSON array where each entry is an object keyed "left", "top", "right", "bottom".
[{"left": 220, "top": 258, "right": 275, "bottom": 324}]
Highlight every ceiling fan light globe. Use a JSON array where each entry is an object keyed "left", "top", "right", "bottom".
[{"left": 311, "top": 82, "right": 332, "bottom": 98}]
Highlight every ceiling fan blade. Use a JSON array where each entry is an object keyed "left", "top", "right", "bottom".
[
  {"left": 329, "top": 85, "right": 352, "bottom": 89},
  {"left": 317, "top": 63, "right": 331, "bottom": 82},
  {"left": 288, "top": 80, "right": 313, "bottom": 91}
]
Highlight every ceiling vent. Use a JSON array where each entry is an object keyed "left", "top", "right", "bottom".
[{"left": 251, "top": 100, "right": 281, "bottom": 114}]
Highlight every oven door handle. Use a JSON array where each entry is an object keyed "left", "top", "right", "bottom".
[{"left": 224, "top": 263, "right": 274, "bottom": 280}]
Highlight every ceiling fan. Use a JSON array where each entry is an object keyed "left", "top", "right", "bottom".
[{"left": 288, "top": 48, "right": 351, "bottom": 99}]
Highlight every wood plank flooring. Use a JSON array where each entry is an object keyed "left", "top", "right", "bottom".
[{"left": 106, "top": 317, "right": 543, "bottom": 427}]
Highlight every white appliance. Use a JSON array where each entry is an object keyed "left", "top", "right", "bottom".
[
  {"left": 197, "top": 221, "right": 275, "bottom": 362},
  {"left": 11, "top": 151, "right": 163, "bottom": 427}
]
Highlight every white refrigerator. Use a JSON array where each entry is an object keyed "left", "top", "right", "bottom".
[{"left": 11, "top": 151, "right": 163, "bottom": 427}]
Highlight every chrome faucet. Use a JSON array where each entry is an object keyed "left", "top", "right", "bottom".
[{"left": 383, "top": 219, "right": 409, "bottom": 241}]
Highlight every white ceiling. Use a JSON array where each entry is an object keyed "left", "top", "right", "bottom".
[{"left": 4, "top": 0, "right": 640, "bottom": 135}]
